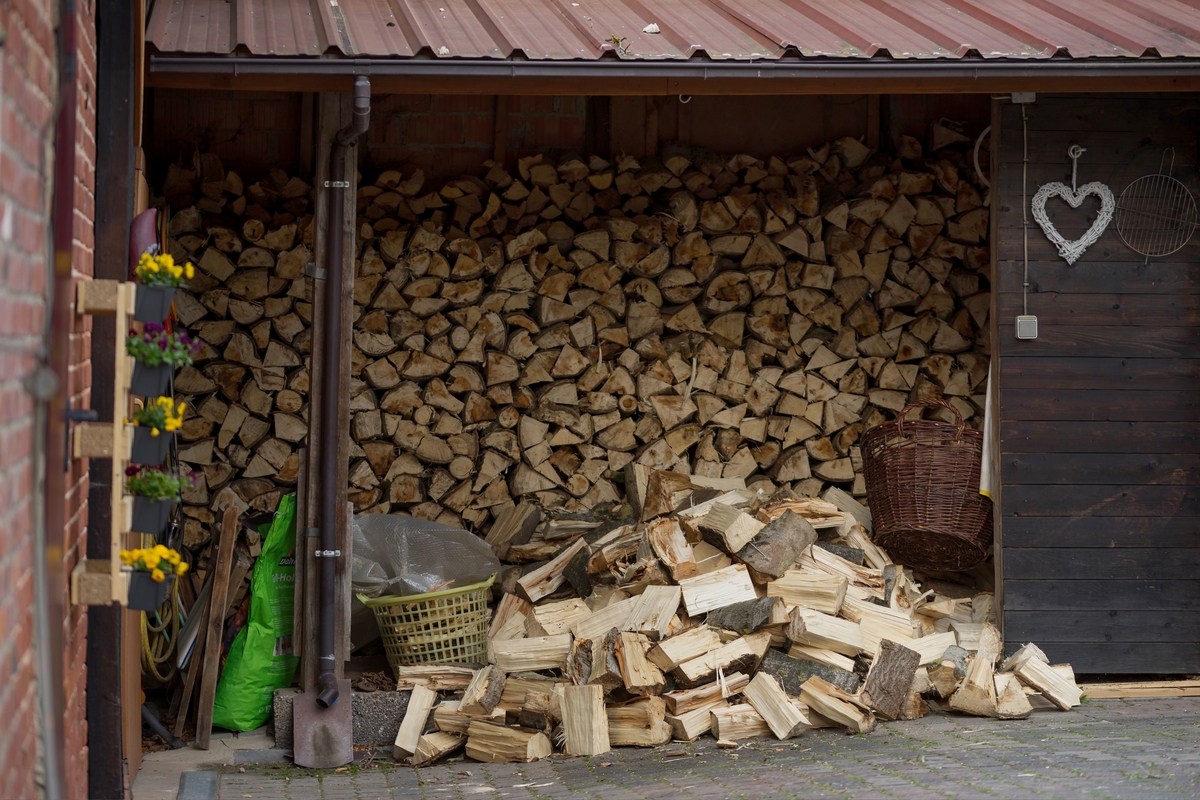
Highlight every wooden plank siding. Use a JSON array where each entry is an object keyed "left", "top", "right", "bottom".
[{"left": 998, "top": 95, "right": 1200, "bottom": 673}]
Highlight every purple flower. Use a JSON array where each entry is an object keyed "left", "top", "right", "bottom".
[{"left": 145, "top": 322, "right": 164, "bottom": 334}]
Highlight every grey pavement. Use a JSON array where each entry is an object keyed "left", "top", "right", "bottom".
[{"left": 207, "top": 698, "right": 1200, "bottom": 800}]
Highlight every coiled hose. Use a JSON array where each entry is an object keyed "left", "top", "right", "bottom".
[{"left": 140, "top": 577, "right": 182, "bottom": 683}]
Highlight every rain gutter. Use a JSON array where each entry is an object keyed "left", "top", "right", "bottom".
[{"left": 148, "top": 55, "right": 1200, "bottom": 81}]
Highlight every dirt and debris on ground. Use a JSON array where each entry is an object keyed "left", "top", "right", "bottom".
[{"left": 203, "top": 697, "right": 1200, "bottom": 800}]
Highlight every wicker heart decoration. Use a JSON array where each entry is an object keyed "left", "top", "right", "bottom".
[{"left": 1031, "top": 181, "right": 1115, "bottom": 265}]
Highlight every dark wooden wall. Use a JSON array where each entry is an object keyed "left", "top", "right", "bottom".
[{"left": 997, "top": 94, "right": 1200, "bottom": 673}]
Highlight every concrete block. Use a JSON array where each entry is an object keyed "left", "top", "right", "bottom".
[{"left": 274, "top": 687, "right": 412, "bottom": 748}]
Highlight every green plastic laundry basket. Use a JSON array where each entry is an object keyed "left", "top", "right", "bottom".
[{"left": 357, "top": 575, "right": 494, "bottom": 677}]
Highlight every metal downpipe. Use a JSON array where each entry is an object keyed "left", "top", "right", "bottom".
[{"left": 316, "top": 76, "right": 371, "bottom": 709}]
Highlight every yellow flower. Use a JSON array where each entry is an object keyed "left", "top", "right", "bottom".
[
  {"left": 143, "top": 553, "right": 160, "bottom": 569},
  {"left": 151, "top": 428, "right": 160, "bottom": 437},
  {"left": 154, "top": 544, "right": 169, "bottom": 557},
  {"left": 176, "top": 562, "right": 189, "bottom": 576},
  {"left": 185, "top": 263, "right": 195, "bottom": 279},
  {"left": 151, "top": 568, "right": 166, "bottom": 583},
  {"left": 168, "top": 551, "right": 180, "bottom": 565}
]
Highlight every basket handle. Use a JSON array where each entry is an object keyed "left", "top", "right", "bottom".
[{"left": 895, "top": 398, "right": 965, "bottom": 440}]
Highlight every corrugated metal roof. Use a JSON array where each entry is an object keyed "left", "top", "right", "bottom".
[{"left": 146, "top": 0, "right": 1200, "bottom": 61}]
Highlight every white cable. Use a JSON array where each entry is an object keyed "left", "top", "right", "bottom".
[{"left": 1022, "top": 106, "right": 1029, "bottom": 316}]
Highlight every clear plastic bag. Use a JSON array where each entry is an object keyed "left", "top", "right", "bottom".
[{"left": 349, "top": 514, "right": 499, "bottom": 650}]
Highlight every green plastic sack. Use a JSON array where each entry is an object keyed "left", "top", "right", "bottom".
[{"left": 212, "top": 494, "right": 299, "bottom": 731}]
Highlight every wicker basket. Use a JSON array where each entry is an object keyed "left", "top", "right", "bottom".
[
  {"left": 358, "top": 575, "right": 494, "bottom": 677},
  {"left": 860, "top": 398, "right": 993, "bottom": 571}
]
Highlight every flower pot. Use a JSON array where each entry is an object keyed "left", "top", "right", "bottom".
[
  {"left": 134, "top": 285, "right": 177, "bottom": 323},
  {"left": 130, "top": 427, "right": 173, "bottom": 465},
  {"left": 130, "top": 362, "right": 172, "bottom": 397},
  {"left": 131, "top": 496, "right": 174, "bottom": 534},
  {"left": 127, "top": 570, "right": 174, "bottom": 611}
]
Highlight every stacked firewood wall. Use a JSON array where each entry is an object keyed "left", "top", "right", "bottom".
[{"left": 161, "top": 130, "right": 991, "bottom": 546}]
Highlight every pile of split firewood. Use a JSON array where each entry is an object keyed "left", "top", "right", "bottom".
[
  {"left": 159, "top": 128, "right": 991, "bottom": 549},
  {"left": 387, "top": 480, "right": 1081, "bottom": 766}
]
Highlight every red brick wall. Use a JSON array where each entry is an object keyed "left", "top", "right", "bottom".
[
  {"left": 66, "top": 0, "right": 98, "bottom": 796},
  {"left": 0, "top": 0, "right": 95, "bottom": 796}
]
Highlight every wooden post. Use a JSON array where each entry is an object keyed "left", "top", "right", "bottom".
[
  {"left": 300, "top": 93, "right": 316, "bottom": 178},
  {"left": 194, "top": 507, "right": 240, "bottom": 749},
  {"left": 866, "top": 94, "right": 881, "bottom": 149},
  {"left": 493, "top": 95, "right": 509, "bottom": 167},
  {"left": 644, "top": 97, "right": 660, "bottom": 157},
  {"left": 987, "top": 97, "right": 1004, "bottom": 639}
]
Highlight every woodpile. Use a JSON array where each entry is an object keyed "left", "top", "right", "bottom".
[
  {"left": 385, "top": 480, "right": 1079, "bottom": 766},
  {"left": 158, "top": 131, "right": 992, "bottom": 547}
]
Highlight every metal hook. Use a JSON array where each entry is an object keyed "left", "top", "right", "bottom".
[
  {"left": 1068, "top": 144, "right": 1086, "bottom": 191},
  {"left": 678, "top": 94, "right": 691, "bottom": 104}
]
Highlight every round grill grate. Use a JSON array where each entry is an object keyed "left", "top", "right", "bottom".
[{"left": 1114, "top": 149, "right": 1199, "bottom": 258}]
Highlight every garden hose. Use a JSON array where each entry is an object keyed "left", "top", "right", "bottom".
[{"left": 140, "top": 577, "right": 182, "bottom": 683}]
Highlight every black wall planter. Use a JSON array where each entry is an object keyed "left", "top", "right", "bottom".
[
  {"left": 127, "top": 571, "right": 174, "bottom": 611},
  {"left": 129, "top": 362, "right": 171, "bottom": 397},
  {"left": 130, "top": 428, "right": 172, "bottom": 465},
  {"left": 130, "top": 496, "right": 174, "bottom": 534},
  {"left": 133, "top": 284, "right": 176, "bottom": 323}
]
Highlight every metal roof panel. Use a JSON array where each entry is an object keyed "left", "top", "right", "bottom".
[{"left": 146, "top": 0, "right": 1200, "bottom": 61}]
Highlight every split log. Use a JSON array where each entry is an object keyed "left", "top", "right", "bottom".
[
  {"left": 395, "top": 665, "right": 476, "bottom": 692},
  {"left": 786, "top": 607, "right": 864, "bottom": 657},
  {"left": 517, "top": 539, "right": 588, "bottom": 603},
  {"left": 432, "top": 701, "right": 506, "bottom": 734},
  {"left": 799, "top": 677, "right": 876, "bottom": 734},
  {"left": 561, "top": 684, "right": 610, "bottom": 756},
  {"left": 464, "top": 720, "right": 553, "bottom": 763},
  {"left": 394, "top": 685, "right": 437, "bottom": 759},
  {"left": 410, "top": 732, "right": 466, "bottom": 767},
  {"left": 1015, "top": 658, "right": 1082, "bottom": 710},
  {"left": 678, "top": 564, "right": 758, "bottom": 616},
  {"left": 459, "top": 666, "right": 506, "bottom": 716},
  {"left": 664, "top": 672, "right": 750, "bottom": 715},
  {"left": 743, "top": 672, "right": 809, "bottom": 739},
  {"left": 705, "top": 596, "right": 787, "bottom": 635},
  {"left": 710, "top": 704, "right": 771, "bottom": 741},
  {"left": 647, "top": 625, "right": 723, "bottom": 672},
  {"left": 735, "top": 510, "right": 817, "bottom": 583},
  {"left": 861, "top": 639, "right": 921, "bottom": 720},
  {"left": 993, "top": 672, "right": 1034, "bottom": 719},
  {"left": 759, "top": 648, "right": 860, "bottom": 696},
  {"left": 666, "top": 699, "right": 728, "bottom": 742},
  {"left": 492, "top": 634, "right": 573, "bottom": 673},
  {"left": 616, "top": 632, "right": 666, "bottom": 696},
  {"left": 673, "top": 632, "right": 772, "bottom": 689},
  {"left": 606, "top": 697, "right": 672, "bottom": 747},
  {"left": 767, "top": 571, "right": 847, "bottom": 616},
  {"left": 949, "top": 623, "right": 1002, "bottom": 717}
]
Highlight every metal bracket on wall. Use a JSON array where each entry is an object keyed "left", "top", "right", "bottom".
[
  {"left": 304, "top": 262, "right": 326, "bottom": 280},
  {"left": 306, "top": 526, "right": 321, "bottom": 539}
]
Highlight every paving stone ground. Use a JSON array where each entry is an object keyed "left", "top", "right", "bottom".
[{"left": 213, "top": 697, "right": 1200, "bottom": 800}]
